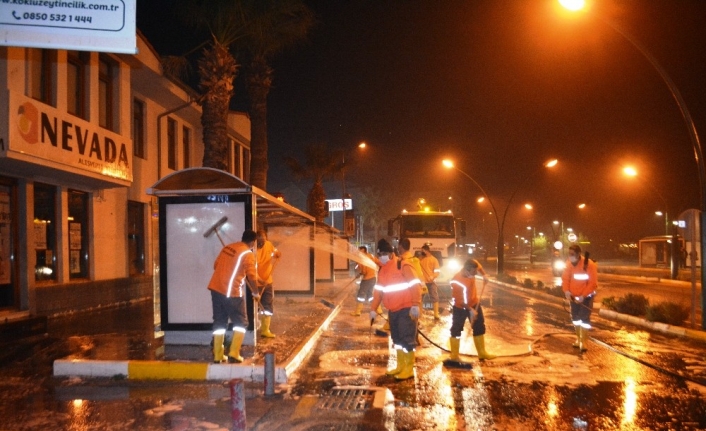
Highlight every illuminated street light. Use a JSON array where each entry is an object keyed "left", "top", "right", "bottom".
[
  {"left": 341, "top": 141, "right": 368, "bottom": 237},
  {"left": 622, "top": 165, "right": 670, "bottom": 235},
  {"left": 443, "top": 158, "right": 557, "bottom": 274},
  {"left": 559, "top": 0, "right": 705, "bottom": 328}
]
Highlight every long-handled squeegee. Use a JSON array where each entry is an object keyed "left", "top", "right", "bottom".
[{"left": 203, "top": 216, "right": 228, "bottom": 247}]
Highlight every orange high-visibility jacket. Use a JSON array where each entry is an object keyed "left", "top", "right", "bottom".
[
  {"left": 450, "top": 273, "right": 476, "bottom": 309},
  {"left": 208, "top": 242, "right": 257, "bottom": 298},
  {"left": 256, "top": 239, "right": 281, "bottom": 286},
  {"left": 562, "top": 256, "right": 598, "bottom": 298},
  {"left": 420, "top": 254, "right": 440, "bottom": 283},
  {"left": 355, "top": 251, "right": 380, "bottom": 281},
  {"left": 370, "top": 254, "right": 421, "bottom": 312}
]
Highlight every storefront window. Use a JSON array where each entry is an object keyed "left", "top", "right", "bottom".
[
  {"left": 34, "top": 183, "right": 57, "bottom": 282},
  {"left": 68, "top": 190, "right": 89, "bottom": 279},
  {"left": 127, "top": 201, "right": 145, "bottom": 275},
  {"left": 0, "top": 182, "right": 15, "bottom": 307}
]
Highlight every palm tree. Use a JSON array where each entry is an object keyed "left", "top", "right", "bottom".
[
  {"left": 355, "top": 186, "right": 386, "bottom": 245},
  {"left": 283, "top": 144, "right": 339, "bottom": 222},
  {"left": 236, "top": 0, "right": 315, "bottom": 190},
  {"left": 166, "top": 0, "right": 247, "bottom": 171}
]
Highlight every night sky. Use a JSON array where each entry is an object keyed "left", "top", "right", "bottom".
[{"left": 137, "top": 0, "right": 706, "bottom": 252}]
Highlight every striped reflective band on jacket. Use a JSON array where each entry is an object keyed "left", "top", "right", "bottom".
[
  {"left": 226, "top": 249, "right": 252, "bottom": 297},
  {"left": 374, "top": 279, "right": 419, "bottom": 293},
  {"left": 449, "top": 279, "right": 469, "bottom": 305},
  {"left": 573, "top": 273, "right": 589, "bottom": 281}
]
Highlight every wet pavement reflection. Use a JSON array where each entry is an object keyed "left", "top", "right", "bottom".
[{"left": 2, "top": 278, "right": 706, "bottom": 430}]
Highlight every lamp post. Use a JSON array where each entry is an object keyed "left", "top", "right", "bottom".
[
  {"left": 442, "top": 158, "right": 557, "bottom": 274},
  {"left": 559, "top": 0, "right": 705, "bottom": 328},
  {"left": 340, "top": 142, "right": 367, "bottom": 236}
]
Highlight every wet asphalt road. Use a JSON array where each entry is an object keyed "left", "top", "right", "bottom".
[
  {"left": 2, "top": 279, "right": 706, "bottom": 430},
  {"left": 268, "top": 282, "right": 706, "bottom": 430}
]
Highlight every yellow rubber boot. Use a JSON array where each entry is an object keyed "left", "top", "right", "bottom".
[
  {"left": 578, "top": 327, "right": 588, "bottom": 352},
  {"left": 212, "top": 333, "right": 225, "bottom": 363},
  {"left": 448, "top": 337, "right": 460, "bottom": 362},
  {"left": 386, "top": 349, "right": 405, "bottom": 376},
  {"left": 473, "top": 335, "right": 497, "bottom": 360},
  {"left": 260, "top": 315, "right": 276, "bottom": 338},
  {"left": 433, "top": 302, "right": 441, "bottom": 320},
  {"left": 382, "top": 320, "right": 390, "bottom": 331},
  {"left": 572, "top": 325, "right": 581, "bottom": 348},
  {"left": 395, "top": 351, "right": 415, "bottom": 380},
  {"left": 351, "top": 302, "right": 364, "bottom": 316},
  {"left": 376, "top": 305, "right": 383, "bottom": 315},
  {"left": 228, "top": 331, "right": 245, "bottom": 363}
]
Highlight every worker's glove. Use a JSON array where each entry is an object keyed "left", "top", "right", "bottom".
[
  {"left": 575, "top": 295, "right": 584, "bottom": 303},
  {"left": 409, "top": 306, "right": 420, "bottom": 320},
  {"left": 369, "top": 310, "right": 377, "bottom": 320},
  {"left": 252, "top": 294, "right": 261, "bottom": 302},
  {"left": 564, "top": 291, "right": 572, "bottom": 301},
  {"left": 421, "top": 285, "right": 429, "bottom": 295}
]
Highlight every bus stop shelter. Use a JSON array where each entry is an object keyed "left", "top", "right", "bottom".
[{"left": 147, "top": 167, "right": 316, "bottom": 346}]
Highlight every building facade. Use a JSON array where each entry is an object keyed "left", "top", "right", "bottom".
[{"left": 0, "top": 32, "right": 251, "bottom": 322}]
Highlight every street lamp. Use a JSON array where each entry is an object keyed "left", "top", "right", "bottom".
[
  {"left": 442, "top": 158, "right": 557, "bottom": 274},
  {"left": 558, "top": 0, "right": 705, "bottom": 327},
  {"left": 622, "top": 166, "right": 670, "bottom": 235},
  {"left": 340, "top": 141, "right": 367, "bottom": 237}
]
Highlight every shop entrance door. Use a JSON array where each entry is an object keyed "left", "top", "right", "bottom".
[{"left": 0, "top": 177, "right": 18, "bottom": 309}]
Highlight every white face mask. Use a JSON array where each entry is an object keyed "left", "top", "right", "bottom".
[
  {"left": 569, "top": 255, "right": 579, "bottom": 264},
  {"left": 379, "top": 255, "right": 390, "bottom": 264}
]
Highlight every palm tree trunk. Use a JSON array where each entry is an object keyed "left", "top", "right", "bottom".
[
  {"left": 199, "top": 40, "right": 237, "bottom": 171},
  {"left": 247, "top": 55, "right": 273, "bottom": 189}
]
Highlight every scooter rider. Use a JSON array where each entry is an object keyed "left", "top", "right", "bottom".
[{"left": 562, "top": 244, "right": 598, "bottom": 352}]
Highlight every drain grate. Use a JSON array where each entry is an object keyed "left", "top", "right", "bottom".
[{"left": 318, "top": 387, "right": 377, "bottom": 411}]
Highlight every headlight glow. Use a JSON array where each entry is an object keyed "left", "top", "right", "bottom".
[{"left": 446, "top": 258, "right": 461, "bottom": 272}]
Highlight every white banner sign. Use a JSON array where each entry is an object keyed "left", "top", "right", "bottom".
[
  {"left": 0, "top": 0, "right": 137, "bottom": 54},
  {"left": 326, "top": 198, "right": 352, "bottom": 212}
]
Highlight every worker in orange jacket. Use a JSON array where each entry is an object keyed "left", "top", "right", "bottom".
[
  {"left": 420, "top": 244, "right": 441, "bottom": 320},
  {"left": 370, "top": 238, "right": 423, "bottom": 380},
  {"left": 445, "top": 259, "right": 495, "bottom": 367},
  {"left": 207, "top": 230, "right": 259, "bottom": 363},
  {"left": 256, "top": 229, "right": 281, "bottom": 338},
  {"left": 352, "top": 245, "right": 381, "bottom": 316},
  {"left": 561, "top": 244, "right": 598, "bottom": 352}
]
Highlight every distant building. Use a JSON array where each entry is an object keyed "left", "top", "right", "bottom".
[{"left": 0, "top": 31, "right": 251, "bottom": 321}]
